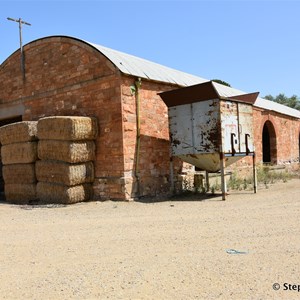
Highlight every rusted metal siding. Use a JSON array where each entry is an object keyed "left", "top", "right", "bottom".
[
  {"left": 168, "top": 97, "right": 255, "bottom": 172},
  {"left": 168, "top": 99, "right": 220, "bottom": 156},
  {"left": 238, "top": 103, "right": 254, "bottom": 153},
  {"left": 220, "top": 101, "right": 239, "bottom": 153},
  {"left": 220, "top": 100, "right": 254, "bottom": 154}
]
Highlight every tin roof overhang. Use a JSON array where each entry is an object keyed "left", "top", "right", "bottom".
[
  {"left": 159, "top": 81, "right": 259, "bottom": 107},
  {"left": 3, "top": 36, "right": 299, "bottom": 119}
]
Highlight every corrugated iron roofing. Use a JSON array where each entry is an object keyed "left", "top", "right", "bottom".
[
  {"left": 89, "top": 42, "right": 208, "bottom": 86},
  {"left": 88, "top": 41, "right": 300, "bottom": 119}
]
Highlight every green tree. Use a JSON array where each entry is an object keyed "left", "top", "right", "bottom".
[
  {"left": 211, "top": 79, "right": 231, "bottom": 87},
  {"left": 264, "top": 93, "right": 300, "bottom": 111}
]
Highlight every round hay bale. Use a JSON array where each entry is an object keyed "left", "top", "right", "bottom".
[
  {"left": 3, "top": 163, "right": 36, "bottom": 184},
  {"left": 35, "top": 160, "right": 94, "bottom": 186},
  {"left": 36, "top": 182, "right": 93, "bottom": 204},
  {"left": 37, "top": 116, "right": 98, "bottom": 141},
  {"left": 5, "top": 183, "right": 36, "bottom": 204},
  {"left": 1, "top": 142, "right": 38, "bottom": 165},
  {"left": 0, "top": 121, "right": 37, "bottom": 145},
  {"left": 38, "top": 140, "right": 95, "bottom": 163}
]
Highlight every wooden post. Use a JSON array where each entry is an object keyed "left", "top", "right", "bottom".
[
  {"left": 7, "top": 17, "right": 31, "bottom": 81},
  {"left": 253, "top": 153, "right": 257, "bottom": 193},
  {"left": 205, "top": 171, "right": 210, "bottom": 192},
  {"left": 170, "top": 157, "right": 175, "bottom": 194},
  {"left": 220, "top": 152, "right": 226, "bottom": 200}
]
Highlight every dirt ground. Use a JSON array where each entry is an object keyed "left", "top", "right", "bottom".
[{"left": 0, "top": 179, "right": 299, "bottom": 300}]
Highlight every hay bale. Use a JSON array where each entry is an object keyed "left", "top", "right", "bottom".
[
  {"left": 38, "top": 140, "right": 95, "bottom": 163},
  {"left": 3, "top": 164, "right": 36, "bottom": 184},
  {"left": 1, "top": 142, "right": 38, "bottom": 165},
  {"left": 36, "top": 182, "right": 93, "bottom": 204},
  {"left": 35, "top": 160, "right": 94, "bottom": 186},
  {"left": 0, "top": 121, "right": 37, "bottom": 145},
  {"left": 5, "top": 183, "right": 36, "bottom": 204},
  {"left": 37, "top": 116, "right": 98, "bottom": 141}
]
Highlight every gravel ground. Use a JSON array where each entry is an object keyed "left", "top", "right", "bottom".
[{"left": 0, "top": 179, "right": 299, "bottom": 300}]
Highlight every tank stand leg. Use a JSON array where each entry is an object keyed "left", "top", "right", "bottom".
[
  {"left": 205, "top": 171, "right": 210, "bottom": 192},
  {"left": 253, "top": 153, "right": 257, "bottom": 194},
  {"left": 220, "top": 153, "right": 226, "bottom": 200}
]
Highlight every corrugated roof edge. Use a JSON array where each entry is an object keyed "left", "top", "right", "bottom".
[
  {"left": 3, "top": 35, "right": 300, "bottom": 120},
  {"left": 211, "top": 81, "right": 300, "bottom": 119},
  {"left": 88, "top": 42, "right": 208, "bottom": 86},
  {"left": 255, "top": 97, "right": 300, "bottom": 119},
  {"left": 88, "top": 40, "right": 300, "bottom": 120}
]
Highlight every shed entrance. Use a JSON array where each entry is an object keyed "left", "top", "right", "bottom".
[
  {"left": 0, "top": 116, "right": 23, "bottom": 200},
  {"left": 262, "top": 120, "right": 277, "bottom": 164}
]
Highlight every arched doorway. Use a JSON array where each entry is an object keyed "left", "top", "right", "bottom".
[{"left": 262, "top": 120, "right": 277, "bottom": 164}]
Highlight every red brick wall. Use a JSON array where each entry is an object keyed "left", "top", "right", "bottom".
[
  {"left": 253, "top": 108, "right": 300, "bottom": 164},
  {"left": 228, "top": 107, "right": 300, "bottom": 172},
  {"left": 121, "top": 77, "right": 184, "bottom": 199},
  {"left": 1, "top": 36, "right": 299, "bottom": 201},
  {"left": 0, "top": 37, "right": 126, "bottom": 200}
]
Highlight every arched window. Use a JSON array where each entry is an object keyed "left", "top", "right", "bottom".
[{"left": 262, "top": 121, "right": 277, "bottom": 164}]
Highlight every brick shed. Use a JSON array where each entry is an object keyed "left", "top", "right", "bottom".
[{"left": 0, "top": 36, "right": 299, "bottom": 201}]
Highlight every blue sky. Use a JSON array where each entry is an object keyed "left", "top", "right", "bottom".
[{"left": 1, "top": 0, "right": 299, "bottom": 97}]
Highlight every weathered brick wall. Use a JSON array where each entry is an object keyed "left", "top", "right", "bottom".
[
  {"left": 0, "top": 37, "right": 126, "bottom": 200},
  {"left": 253, "top": 107, "right": 300, "bottom": 164},
  {"left": 226, "top": 107, "right": 300, "bottom": 173},
  {"left": 1, "top": 36, "right": 299, "bottom": 201},
  {"left": 121, "top": 77, "right": 185, "bottom": 199}
]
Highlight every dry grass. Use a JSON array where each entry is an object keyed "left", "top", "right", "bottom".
[
  {"left": 3, "top": 163, "right": 36, "bottom": 184},
  {"left": 36, "top": 182, "right": 93, "bottom": 204},
  {"left": 37, "top": 116, "right": 98, "bottom": 141},
  {"left": 1, "top": 142, "right": 38, "bottom": 165},
  {"left": 36, "top": 160, "right": 94, "bottom": 186},
  {"left": 0, "top": 121, "right": 37, "bottom": 145},
  {"left": 38, "top": 140, "right": 95, "bottom": 163},
  {"left": 4, "top": 183, "right": 36, "bottom": 204}
]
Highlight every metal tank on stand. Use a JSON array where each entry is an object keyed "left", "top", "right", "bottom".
[{"left": 159, "top": 81, "right": 258, "bottom": 200}]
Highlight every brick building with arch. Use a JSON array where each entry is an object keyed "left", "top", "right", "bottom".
[{"left": 0, "top": 36, "right": 299, "bottom": 201}]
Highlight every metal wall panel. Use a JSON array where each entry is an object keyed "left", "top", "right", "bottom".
[
  {"left": 192, "top": 100, "right": 220, "bottom": 153},
  {"left": 220, "top": 101, "right": 239, "bottom": 153},
  {"left": 238, "top": 103, "right": 254, "bottom": 152},
  {"left": 169, "top": 104, "right": 193, "bottom": 156},
  {"left": 169, "top": 100, "right": 220, "bottom": 156}
]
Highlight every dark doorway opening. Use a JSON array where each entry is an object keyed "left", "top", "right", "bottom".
[
  {"left": 0, "top": 116, "right": 23, "bottom": 200},
  {"left": 262, "top": 121, "right": 277, "bottom": 164},
  {"left": 262, "top": 124, "right": 271, "bottom": 162}
]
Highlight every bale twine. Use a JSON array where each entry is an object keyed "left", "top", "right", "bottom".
[
  {"left": 3, "top": 164, "right": 36, "bottom": 184},
  {"left": 0, "top": 121, "right": 37, "bottom": 145},
  {"left": 35, "top": 160, "right": 94, "bottom": 186},
  {"left": 5, "top": 183, "right": 37, "bottom": 204},
  {"left": 36, "top": 182, "right": 93, "bottom": 204},
  {"left": 1, "top": 142, "right": 38, "bottom": 165},
  {"left": 38, "top": 140, "right": 95, "bottom": 163},
  {"left": 37, "top": 116, "right": 98, "bottom": 141}
]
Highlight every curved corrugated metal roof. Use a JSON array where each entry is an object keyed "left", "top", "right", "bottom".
[
  {"left": 255, "top": 97, "right": 300, "bottom": 118},
  {"left": 88, "top": 41, "right": 300, "bottom": 119},
  {"left": 211, "top": 81, "right": 300, "bottom": 118},
  {"left": 88, "top": 42, "right": 208, "bottom": 86},
  {"left": 5, "top": 36, "right": 299, "bottom": 119}
]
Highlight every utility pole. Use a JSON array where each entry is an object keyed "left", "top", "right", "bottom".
[{"left": 7, "top": 17, "right": 31, "bottom": 81}]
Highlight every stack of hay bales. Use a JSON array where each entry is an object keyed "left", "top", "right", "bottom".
[
  {"left": 0, "top": 121, "right": 38, "bottom": 204},
  {"left": 36, "top": 116, "right": 97, "bottom": 204}
]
